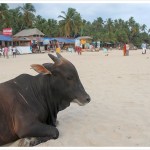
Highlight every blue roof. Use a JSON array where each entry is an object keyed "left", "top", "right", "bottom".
[
  {"left": 44, "top": 37, "right": 75, "bottom": 44},
  {"left": 0, "top": 35, "right": 12, "bottom": 41}
]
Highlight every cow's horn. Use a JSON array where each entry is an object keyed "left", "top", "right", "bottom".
[
  {"left": 56, "top": 52, "right": 63, "bottom": 58},
  {"left": 48, "top": 54, "right": 60, "bottom": 63}
]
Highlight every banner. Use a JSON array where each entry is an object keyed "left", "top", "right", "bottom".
[
  {"left": 3, "top": 28, "right": 12, "bottom": 35},
  {"left": 16, "top": 46, "right": 32, "bottom": 54}
]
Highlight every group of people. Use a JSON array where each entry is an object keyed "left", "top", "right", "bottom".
[
  {"left": 0, "top": 46, "right": 17, "bottom": 58},
  {"left": 123, "top": 42, "right": 148, "bottom": 56}
]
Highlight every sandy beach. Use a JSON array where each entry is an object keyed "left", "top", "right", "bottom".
[{"left": 1, "top": 49, "right": 150, "bottom": 147}]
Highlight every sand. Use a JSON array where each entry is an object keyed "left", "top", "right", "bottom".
[{"left": 1, "top": 50, "right": 150, "bottom": 147}]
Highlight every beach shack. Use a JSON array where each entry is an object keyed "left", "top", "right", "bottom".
[
  {"left": 43, "top": 37, "right": 75, "bottom": 52},
  {"left": 0, "top": 34, "right": 12, "bottom": 47},
  {"left": 0, "top": 28, "right": 13, "bottom": 47},
  {"left": 75, "top": 36, "right": 92, "bottom": 51},
  {"left": 13, "top": 28, "right": 45, "bottom": 54},
  {"left": 13, "top": 37, "right": 32, "bottom": 54},
  {"left": 52, "top": 38, "right": 75, "bottom": 51}
]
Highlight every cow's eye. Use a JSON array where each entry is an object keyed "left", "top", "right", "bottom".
[{"left": 67, "top": 76, "right": 73, "bottom": 80}]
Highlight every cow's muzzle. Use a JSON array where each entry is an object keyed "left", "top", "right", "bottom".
[
  {"left": 86, "top": 95, "right": 91, "bottom": 103},
  {"left": 73, "top": 94, "right": 91, "bottom": 106}
]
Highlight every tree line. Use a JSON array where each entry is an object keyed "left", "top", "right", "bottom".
[{"left": 0, "top": 3, "right": 150, "bottom": 47}]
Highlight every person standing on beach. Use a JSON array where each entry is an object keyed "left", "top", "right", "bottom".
[
  {"left": 77, "top": 44, "right": 82, "bottom": 55},
  {"left": 4, "top": 46, "right": 9, "bottom": 59},
  {"left": 126, "top": 43, "right": 130, "bottom": 56},
  {"left": 12, "top": 46, "right": 17, "bottom": 58},
  {"left": 141, "top": 42, "right": 147, "bottom": 54},
  {"left": 123, "top": 43, "right": 126, "bottom": 56},
  {"left": 0, "top": 46, "right": 2, "bottom": 58},
  {"left": 2, "top": 46, "right": 4, "bottom": 57}
]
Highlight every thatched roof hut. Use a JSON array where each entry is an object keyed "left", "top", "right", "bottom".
[{"left": 13, "top": 28, "right": 44, "bottom": 37}]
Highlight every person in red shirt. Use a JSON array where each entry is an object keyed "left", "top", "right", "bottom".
[{"left": 123, "top": 43, "right": 126, "bottom": 56}]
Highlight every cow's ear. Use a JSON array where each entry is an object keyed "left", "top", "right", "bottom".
[{"left": 31, "top": 64, "right": 52, "bottom": 75}]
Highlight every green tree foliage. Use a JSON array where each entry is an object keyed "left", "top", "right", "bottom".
[
  {"left": 0, "top": 3, "right": 150, "bottom": 47},
  {"left": 58, "top": 8, "right": 82, "bottom": 37},
  {"left": 0, "top": 3, "right": 9, "bottom": 29},
  {"left": 19, "top": 3, "right": 36, "bottom": 28}
]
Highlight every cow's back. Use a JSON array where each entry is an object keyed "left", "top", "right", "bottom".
[
  {"left": 0, "top": 74, "right": 34, "bottom": 145},
  {"left": 0, "top": 82, "right": 18, "bottom": 145},
  {"left": 0, "top": 74, "right": 50, "bottom": 145}
]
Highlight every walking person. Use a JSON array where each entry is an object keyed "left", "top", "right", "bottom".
[
  {"left": 0, "top": 46, "right": 2, "bottom": 58},
  {"left": 4, "top": 46, "right": 9, "bottom": 59},
  {"left": 2, "top": 46, "right": 5, "bottom": 57},
  {"left": 12, "top": 46, "right": 17, "bottom": 58}
]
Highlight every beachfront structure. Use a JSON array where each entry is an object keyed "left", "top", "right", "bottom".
[
  {"left": 0, "top": 35, "right": 12, "bottom": 47},
  {"left": 13, "top": 37, "right": 31, "bottom": 46},
  {"left": 13, "top": 37, "right": 32, "bottom": 54},
  {"left": 13, "top": 28, "right": 45, "bottom": 43},
  {"left": 75, "top": 36, "right": 92, "bottom": 50},
  {"left": 13, "top": 28, "right": 45, "bottom": 54},
  {"left": 43, "top": 37, "right": 75, "bottom": 51}
]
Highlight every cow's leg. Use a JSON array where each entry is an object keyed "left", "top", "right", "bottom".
[
  {"left": 18, "top": 137, "right": 51, "bottom": 147},
  {"left": 16, "top": 122, "right": 59, "bottom": 146},
  {"left": 29, "top": 137, "right": 52, "bottom": 146}
]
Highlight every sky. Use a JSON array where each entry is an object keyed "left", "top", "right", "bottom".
[{"left": 7, "top": 2, "right": 150, "bottom": 30}]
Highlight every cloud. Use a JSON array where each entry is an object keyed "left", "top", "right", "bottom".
[{"left": 8, "top": 3, "right": 150, "bottom": 29}]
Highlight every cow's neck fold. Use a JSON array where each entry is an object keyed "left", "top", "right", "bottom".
[
  {"left": 33, "top": 75, "right": 70, "bottom": 126},
  {"left": 40, "top": 75, "right": 60, "bottom": 126}
]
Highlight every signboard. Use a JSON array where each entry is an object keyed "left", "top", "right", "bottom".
[{"left": 3, "top": 28, "right": 12, "bottom": 35}]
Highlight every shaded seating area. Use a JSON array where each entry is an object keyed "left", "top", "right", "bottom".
[
  {"left": 43, "top": 37, "right": 75, "bottom": 52},
  {"left": 0, "top": 35, "right": 12, "bottom": 46}
]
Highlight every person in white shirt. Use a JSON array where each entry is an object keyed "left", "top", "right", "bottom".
[
  {"left": 126, "top": 43, "right": 130, "bottom": 56},
  {"left": 0, "top": 47, "right": 2, "bottom": 57},
  {"left": 12, "top": 46, "right": 17, "bottom": 58},
  {"left": 141, "top": 42, "right": 147, "bottom": 54}
]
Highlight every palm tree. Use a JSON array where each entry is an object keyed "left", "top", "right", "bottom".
[
  {"left": 9, "top": 7, "right": 24, "bottom": 33},
  {"left": 20, "top": 3, "right": 36, "bottom": 28},
  {"left": 0, "top": 3, "right": 9, "bottom": 19},
  {"left": 140, "top": 24, "right": 147, "bottom": 33},
  {"left": 127, "top": 17, "right": 140, "bottom": 43},
  {"left": 105, "top": 18, "right": 114, "bottom": 41},
  {"left": 34, "top": 15, "right": 45, "bottom": 32},
  {"left": 46, "top": 19, "right": 58, "bottom": 37},
  {"left": 80, "top": 19, "right": 86, "bottom": 36},
  {"left": 73, "top": 13, "right": 82, "bottom": 36},
  {"left": 0, "top": 3, "right": 9, "bottom": 30},
  {"left": 91, "top": 17, "right": 104, "bottom": 40},
  {"left": 58, "top": 8, "right": 81, "bottom": 37},
  {"left": 148, "top": 29, "right": 150, "bottom": 35}
]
